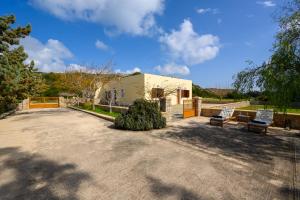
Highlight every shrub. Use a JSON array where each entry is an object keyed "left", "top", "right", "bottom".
[
  {"left": 115, "top": 99, "right": 166, "bottom": 131},
  {"left": 82, "top": 101, "right": 93, "bottom": 110}
]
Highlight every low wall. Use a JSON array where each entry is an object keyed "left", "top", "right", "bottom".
[
  {"left": 250, "top": 100, "right": 300, "bottom": 108},
  {"left": 201, "top": 108, "right": 300, "bottom": 129},
  {"left": 211, "top": 101, "right": 250, "bottom": 109},
  {"left": 202, "top": 100, "right": 235, "bottom": 104},
  {"left": 59, "top": 97, "right": 67, "bottom": 108},
  {"left": 17, "top": 98, "right": 29, "bottom": 111},
  {"left": 96, "top": 104, "right": 128, "bottom": 114}
]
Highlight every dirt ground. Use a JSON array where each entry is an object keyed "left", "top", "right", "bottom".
[{"left": 0, "top": 108, "right": 299, "bottom": 200}]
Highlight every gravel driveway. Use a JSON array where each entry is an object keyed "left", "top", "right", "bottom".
[{"left": 0, "top": 108, "right": 298, "bottom": 200}]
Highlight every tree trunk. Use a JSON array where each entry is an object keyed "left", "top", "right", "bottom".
[
  {"left": 109, "top": 100, "right": 112, "bottom": 113},
  {"left": 92, "top": 98, "right": 95, "bottom": 110}
]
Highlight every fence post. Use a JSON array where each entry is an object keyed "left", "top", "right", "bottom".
[
  {"left": 59, "top": 97, "right": 66, "bottom": 108},
  {"left": 193, "top": 97, "right": 202, "bottom": 116}
]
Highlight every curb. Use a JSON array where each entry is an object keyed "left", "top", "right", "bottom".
[
  {"left": 0, "top": 109, "right": 16, "bottom": 119},
  {"left": 68, "top": 106, "right": 115, "bottom": 122}
]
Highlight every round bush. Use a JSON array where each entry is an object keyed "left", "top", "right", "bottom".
[{"left": 115, "top": 99, "right": 166, "bottom": 131}]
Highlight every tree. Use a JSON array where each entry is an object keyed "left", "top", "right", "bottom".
[
  {"left": 143, "top": 81, "right": 180, "bottom": 101},
  {"left": 0, "top": 15, "right": 45, "bottom": 113},
  {"left": 42, "top": 73, "right": 67, "bottom": 97},
  {"left": 62, "top": 62, "right": 118, "bottom": 110},
  {"left": 233, "top": 0, "right": 300, "bottom": 127}
]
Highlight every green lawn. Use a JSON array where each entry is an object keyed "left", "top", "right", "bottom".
[
  {"left": 202, "top": 98, "right": 244, "bottom": 104},
  {"left": 76, "top": 105, "right": 120, "bottom": 118},
  {"left": 239, "top": 105, "right": 300, "bottom": 114}
]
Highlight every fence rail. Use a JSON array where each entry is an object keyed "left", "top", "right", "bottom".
[{"left": 29, "top": 97, "right": 60, "bottom": 109}]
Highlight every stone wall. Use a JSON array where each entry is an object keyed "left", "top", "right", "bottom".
[
  {"left": 201, "top": 108, "right": 300, "bottom": 129},
  {"left": 17, "top": 98, "right": 29, "bottom": 111},
  {"left": 59, "top": 97, "right": 67, "bottom": 107},
  {"left": 211, "top": 101, "right": 250, "bottom": 109},
  {"left": 250, "top": 100, "right": 300, "bottom": 108}
]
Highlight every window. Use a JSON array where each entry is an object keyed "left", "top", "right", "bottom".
[
  {"left": 151, "top": 88, "right": 164, "bottom": 98},
  {"left": 120, "top": 89, "right": 125, "bottom": 98},
  {"left": 105, "top": 91, "right": 111, "bottom": 99},
  {"left": 181, "top": 90, "right": 190, "bottom": 98}
]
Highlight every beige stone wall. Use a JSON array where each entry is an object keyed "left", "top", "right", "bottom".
[
  {"left": 17, "top": 98, "right": 29, "bottom": 111},
  {"left": 95, "top": 74, "right": 145, "bottom": 106},
  {"left": 144, "top": 74, "right": 192, "bottom": 105},
  {"left": 59, "top": 97, "right": 67, "bottom": 107}
]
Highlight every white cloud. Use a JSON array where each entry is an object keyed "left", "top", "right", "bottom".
[
  {"left": 159, "top": 19, "right": 220, "bottom": 65},
  {"left": 115, "top": 67, "right": 141, "bottom": 74},
  {"left": 95, "top": 40, "right": 108, "bottom": 50},
  {"left": 67, "top": 63, "right": 88, "bottom": 71},
  {"left": 256, "top": 1, "right": 276, "bottom": 7},
  {"left": 217, "top": 18, "right": 222, "bottom": 24},
  {"left": 196, "top": 8, "right": 219, "bottom": 15},
  {"left": 20, "top": 36, "right": 73, "bottom": 72},
  {"left": 29, "top": 0, "right": 165, "bottom": 35},
  {"left": 154, "top": 63, "right": 190, "bottom": 75}
]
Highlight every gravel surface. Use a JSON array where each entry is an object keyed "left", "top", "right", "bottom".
[{"left": 0, "top": 108, "right": 298, "bottom": 200}]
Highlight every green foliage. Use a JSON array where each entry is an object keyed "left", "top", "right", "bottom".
[
  {"left": 82, "top": 102, "right": 93, "bottom": 110},
  {"left": 224, "top": 90, "right": 247, "bottom": 100},
  {"left": 0, "top": 15, "right": 45, "bottom": 113},
  {"left": 115, "top": 99, "right": 166, "bottom": 131},
  {"left": 0, "top": 15, "right": 31, "bottom": 52},
  {"left": 233, "top": 0, "right": 300, "bottom": 116},
  {"left": 42, "top": 72, "right": 67, "bottom": 96},
  {"left": 192, "top": 84, "right": 219, "bottom": 98}
]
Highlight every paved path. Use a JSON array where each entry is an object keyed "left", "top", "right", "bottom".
[{"left": 0, "top": 108, "right": 298, "bottom": 200}]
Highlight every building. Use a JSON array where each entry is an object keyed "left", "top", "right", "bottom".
[{"left": 95, "top": 73, "right": 192, "bottom": 106}]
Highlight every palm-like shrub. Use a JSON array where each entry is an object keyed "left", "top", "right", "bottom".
[{"left": 115, "top": 99, "right": 166, "bottom": 131}]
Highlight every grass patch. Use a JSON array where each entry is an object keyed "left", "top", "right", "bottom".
[
  {"left": 239, "top": 105, "right": 300, "bottom": 114},
  {"left": 203, "top": 98, "right": 245, "bottom": 104},
  {"left": 76, "top": 105, "right": 120, "bottom": 118}
]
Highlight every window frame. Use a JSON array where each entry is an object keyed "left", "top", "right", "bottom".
[
  {"left": 181, "top": 90, "right": 190, "bottom": 98},
  {"left": 151, "top": 88, "right": 164, "bottom": 98}
]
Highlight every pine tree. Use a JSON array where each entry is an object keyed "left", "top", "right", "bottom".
[{"left": 0, "top": 15, "right": 45, "bottom": 113}]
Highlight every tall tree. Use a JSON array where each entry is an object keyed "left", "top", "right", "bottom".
[
  {"left": 62, "top": 62, "right": 118, "bottom": 110},
  {"left": 233, "top": 0, "right": 300, "bottom": 127},
  {"left": 0, "top": 15, "right": 45, "bottom": 113}
]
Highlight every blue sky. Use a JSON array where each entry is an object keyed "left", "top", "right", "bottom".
[{"left": 1, "top": 0, "right": 283, "bottom": 87}]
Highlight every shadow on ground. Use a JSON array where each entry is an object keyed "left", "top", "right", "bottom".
[
  {"left": 279, "top": 186, "right": 299, "bottom": 199},
  {"left": 11, "top": 109, "right": 71, "bottom": 121},
  {"left": 146, "top": 176, "right": 203, "bottom": 200},
  {"left": 160, "top": 121, "right": 294, "bottom": 164},
  {"left": 0, "top": 147, "right": 91, "bottom": 200}
]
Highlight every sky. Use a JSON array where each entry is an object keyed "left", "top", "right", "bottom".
[{"left": 1, "top": 0, "right": 284, "bottom": 88}]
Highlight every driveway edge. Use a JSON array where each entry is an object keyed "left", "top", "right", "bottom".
[
  {"left": 68, "top": 106, "right": 115, "bottom": 122},
  {"left": 0, "top": 109, "right": 16, "bottom": 119}
]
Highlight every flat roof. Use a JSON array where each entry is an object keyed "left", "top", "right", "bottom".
[{"left": 124, "top": 72, "right": 191, "bottom": 82}]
